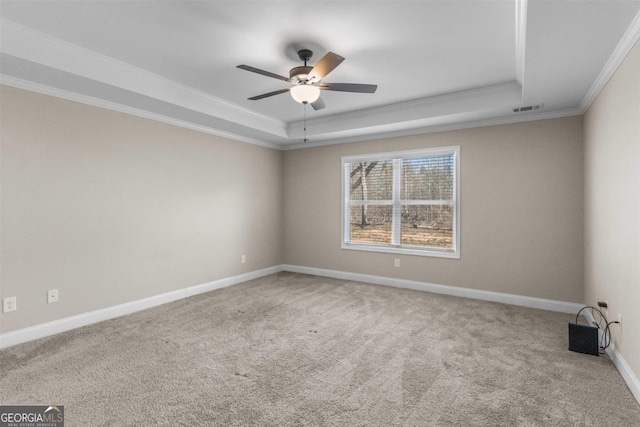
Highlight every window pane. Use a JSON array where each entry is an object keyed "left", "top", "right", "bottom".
[
  {"left": 349, "top": 160, "right": 393, "bottom": 201},
  {"left": 349, "top": 205, "right": 392, "bottom": 244},
  {"left": 402, "top": 155, "right": 454, "bottom": 200},
  {"left": 401, "top": 205, "right": 453, "bottom": 248},
  {"left": 343, "top": 146, "right": 459, "bottom": 258}
]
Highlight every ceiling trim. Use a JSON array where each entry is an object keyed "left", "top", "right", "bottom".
[
  {"left": 285, "top": 1, "right": 528, "bottom": 142},
  {"left": 2, "top": 2, "right": 636, "bottom": 151},
  {"left": 515, "top": 0, "right": 528, "bottom": 90},
  {"left": 0, "top": 18, "right": 288, "bottom": 139},
  {"left": 579, "top": 8, "right": 640, "bottom": 112},
  {"left": 1, "top": 75, "right": 283, "bottom": 150},
  {"left": 282, "top": 107, "right": 583, "bottom": 151},
  {"left": 287, "top": 81, "right": 522, "bottom": 139},
  {"left": 0, "top": 72, "right": 584, "bottom": 153}
]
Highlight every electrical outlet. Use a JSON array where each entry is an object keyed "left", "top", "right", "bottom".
[
  {"left": 241, "top": 254, "right": 246, "bottom": 264},
  {"left": 47, "top": 289, "right": 59, "bottom": 304},
  {"left": 3, "top": 296, "right": 17, "bottom": 313},
  {"left": 394, "top": 258, "right": 400, "bottom": 268}
]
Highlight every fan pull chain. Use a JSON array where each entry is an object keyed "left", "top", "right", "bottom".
[{"left": 303, "top": 102, "right": 309, "bottom": 143}]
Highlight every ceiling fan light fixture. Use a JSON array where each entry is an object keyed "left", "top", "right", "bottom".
[
  {"left": 239, "top": 50, "right": 375, "bottom": 110},
  {"left": 290, "top": 84, "right": 321, "bottom": 104}
]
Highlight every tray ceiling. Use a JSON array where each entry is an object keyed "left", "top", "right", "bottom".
[{"left": 1, "top": 0, "right": 639, "bottom": 148}]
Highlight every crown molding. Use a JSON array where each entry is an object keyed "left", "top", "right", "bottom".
[
  {"left": 287, "top": 81, "right": 523, "bottom": 139},
  {"left": 293, "top": 81, "right": 522, "bottom": 127},
  {"left": 0, "top": 18, "right": 287, "bottom": 139},
  {"left": 4, "top": 3, "right": 635, "bottom": 151},
  {"left": 579, "top": 8, "right": 640, "bottom": 112},
  {"left": 5, "top": 70, "right": 581, "bottom": 153},
  {"left": 1, "top": 76, "right": 283, "bottom": 150},
  {"left": 282, "top": 107, "right": 583, "bottom": 150},
  {"left": 515, "top": 0, "right": 528, "bottom": 92}
]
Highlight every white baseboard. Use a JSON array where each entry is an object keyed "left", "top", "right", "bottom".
[
  {"left": 3, "top": 264, "right": 581, "bottom": 349},
  {"left": 4, "top": 263, "right": 637, "bottom": 406},
  {"left": 0, "top": 265, "right": 283, "bottom": 349},
  {"left": 606, "top": 343, "right": 640, "bottom": 404},
  {"left": 287, "top": 264, "right": 639, "bottom": 405},
  {"left": 282, "top": 264, "right": 584, "bottom": 314},
  {"left": 583, "top": 309, "right": 640, "bottom": 405}
]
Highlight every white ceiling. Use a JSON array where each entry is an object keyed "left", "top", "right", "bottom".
[{"left": 2, "top": 0, "right": 640, "bottom": 149}]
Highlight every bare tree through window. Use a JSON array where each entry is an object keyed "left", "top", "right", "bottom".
[{"left": 343, "top": 147, "right": 459, "bottom": 257}]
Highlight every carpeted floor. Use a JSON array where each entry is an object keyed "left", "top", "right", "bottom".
[{"left": 1, "top": 272, "right": 639, "bottom": 426}]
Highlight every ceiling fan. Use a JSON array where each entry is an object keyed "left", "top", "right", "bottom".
[{"left": 237, "top": 49, "right": 377, "bottom": 110}]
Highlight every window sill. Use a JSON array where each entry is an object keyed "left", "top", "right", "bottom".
[{"left": 341, "top": 242, "right": 460, "bottom": 259}]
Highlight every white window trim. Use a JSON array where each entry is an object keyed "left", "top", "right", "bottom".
[{"left": 341, "top": 146, "right": 460, "bottom": 259}]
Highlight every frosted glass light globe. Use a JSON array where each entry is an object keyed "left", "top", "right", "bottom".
[{"left": 290, "top": 85, "right": 321, "bottom": 104}]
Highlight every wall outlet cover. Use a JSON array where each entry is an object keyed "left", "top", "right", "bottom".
[
  {"left": 47, "top": 289, "right": 59, "bottom": 304},
  {"left": 3, "top": 296, "right": 17, "bottom": 313}
]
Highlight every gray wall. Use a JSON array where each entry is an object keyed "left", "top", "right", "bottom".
[
  {"left": 0, "top": 86, "right": 283, "bottom": 333},
  {"left": 0, "top": 86, "right": 588, "bottom": 333},
  {"left": 283, "top": 117, "right": 584, "bottom": 303},
  {"left": 584, "top": 40, "right": 640, "bottom": 380},
  {"left": 3, "top": 40, "right": 638, "bottom": 391}
]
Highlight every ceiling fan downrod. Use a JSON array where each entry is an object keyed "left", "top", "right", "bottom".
[{"left": 297, "top": 49, "right": 313, "bottom": 66}]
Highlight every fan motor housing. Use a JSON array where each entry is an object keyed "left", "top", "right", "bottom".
[{"left": 289, "top": 66, "right": 313, "bottom": 83}]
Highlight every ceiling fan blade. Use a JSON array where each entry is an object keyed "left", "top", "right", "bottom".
[
  {"left": 248, "top": 88, "right": 290, "bottom": 100},
  {"left": 319, "top": 83, "right": 377, "bottom": 93},
  {"left": 307, "top": 52, "right": 345, "bottom": 82},
  {"left": 237, "top": 65, "right": 291, "bottom": 82},
  {"left": 310, "top": 97, "right": 326, "bottom": 111}
]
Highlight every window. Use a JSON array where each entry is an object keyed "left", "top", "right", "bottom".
[{"left": 342, "top": 146, "right": 460, "bottom": 258}]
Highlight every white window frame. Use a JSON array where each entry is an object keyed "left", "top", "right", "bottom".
[{"left": 341, "top": 146, "right": 460, "bottom": 259}]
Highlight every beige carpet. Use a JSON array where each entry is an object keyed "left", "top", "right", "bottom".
[{"left": 1, "top": 272, "right": 639, "bottom": 426}]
